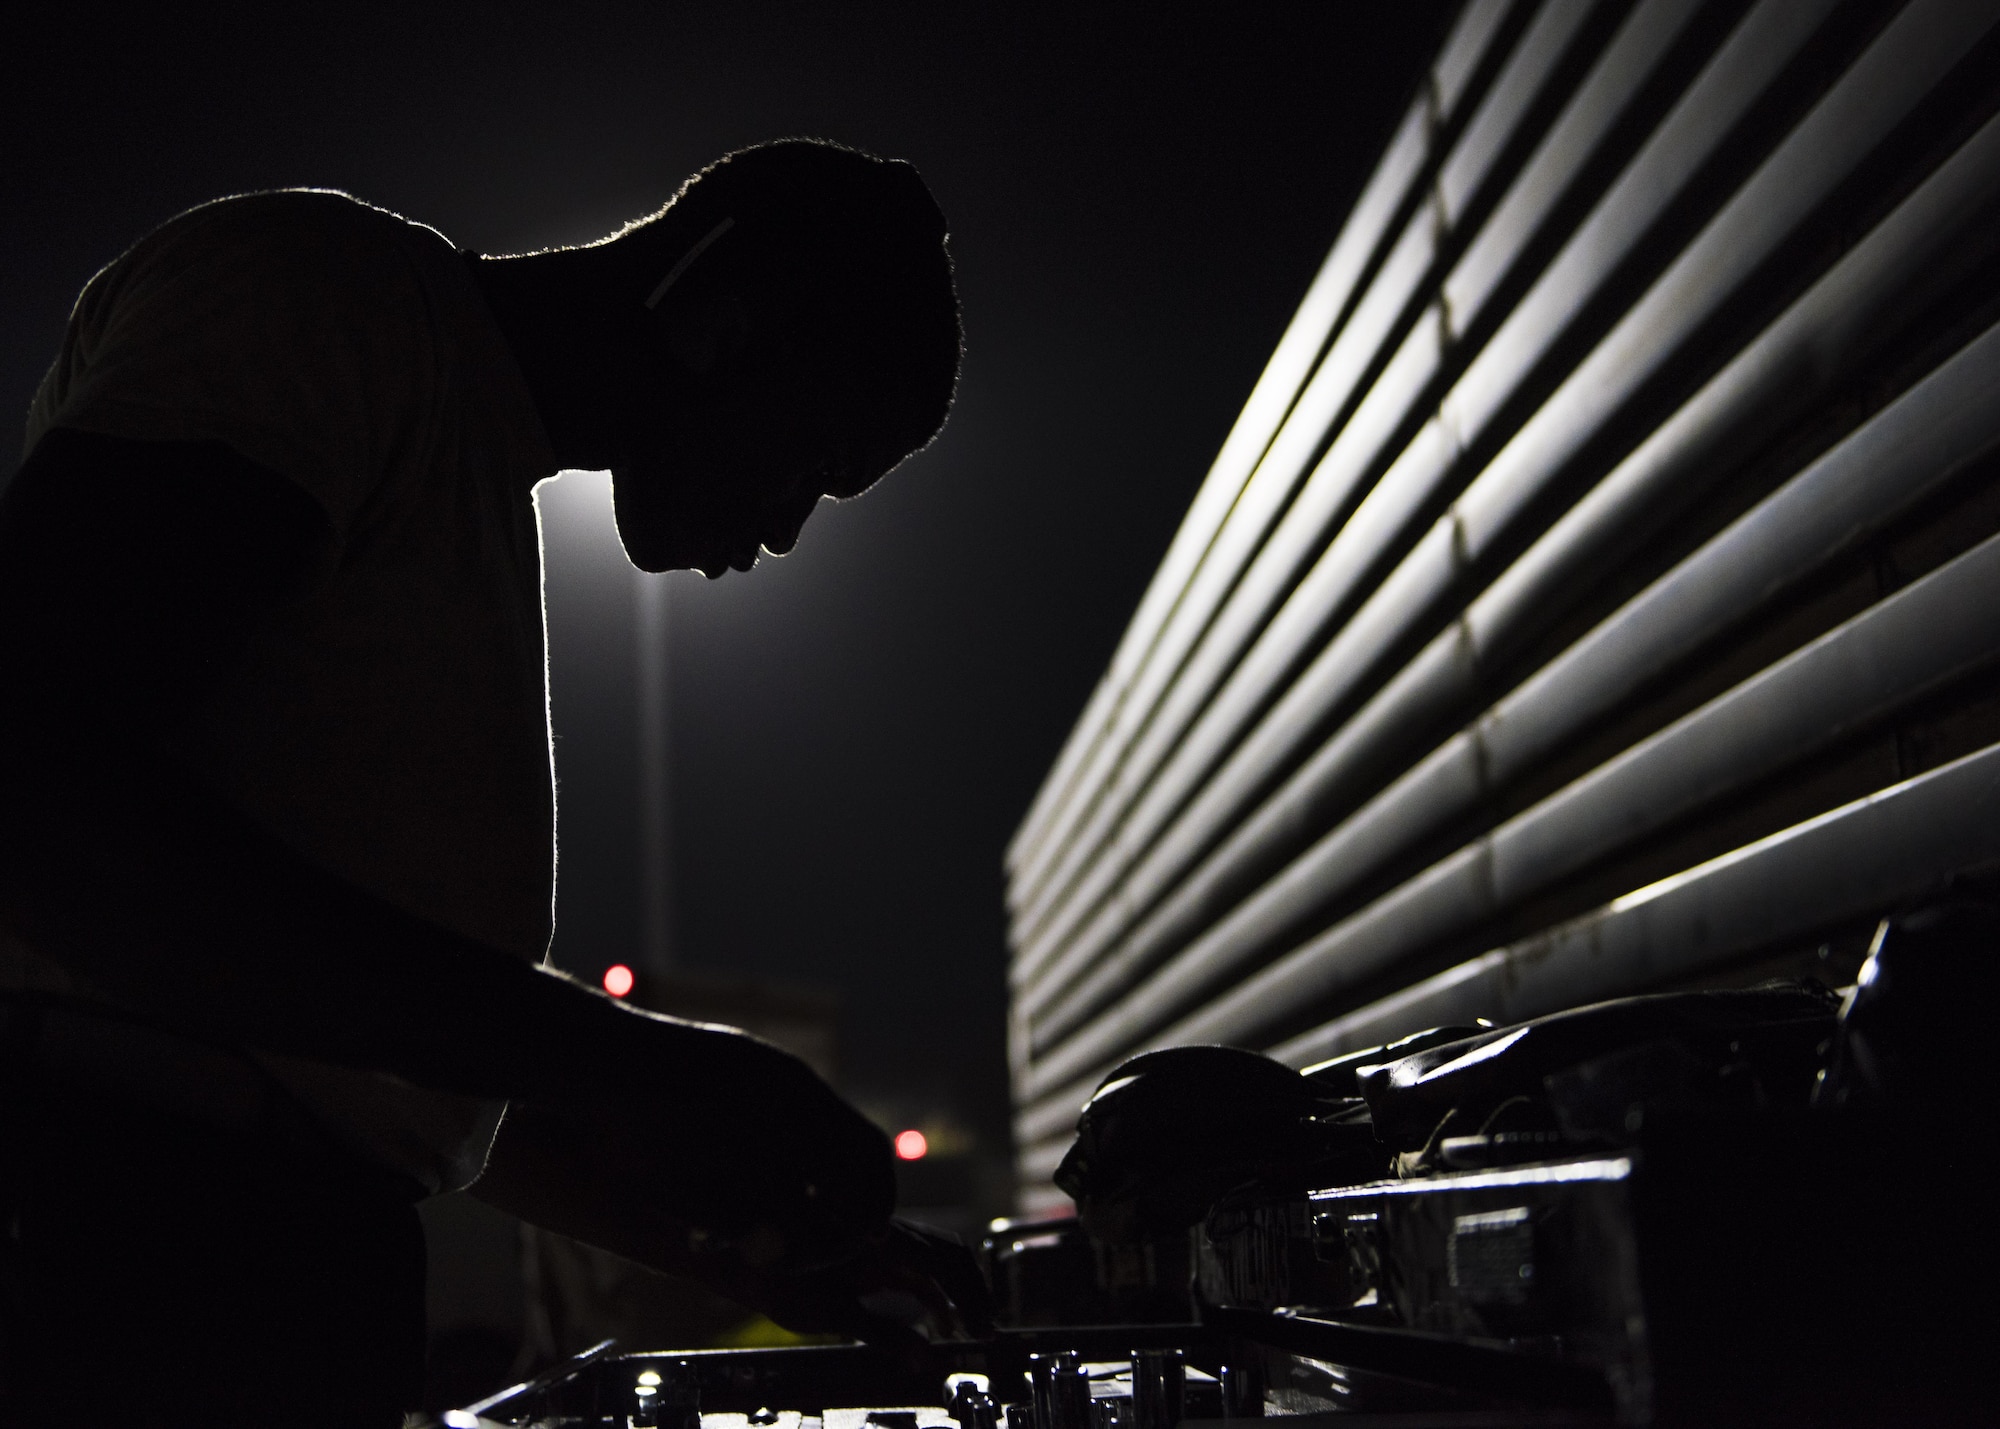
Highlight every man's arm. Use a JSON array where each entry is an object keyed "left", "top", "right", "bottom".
[
  {"left": 0, "top": 427, "right": 679, "bottom": 1100},
  {"left": 0, "top": 428, "right": 900, "bottom": 1280}
]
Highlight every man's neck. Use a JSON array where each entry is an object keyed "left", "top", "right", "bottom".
[{"left": 466, "top": 249, "right": 629, "bottom": 473}]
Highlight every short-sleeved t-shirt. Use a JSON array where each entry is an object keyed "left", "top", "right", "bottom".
[{"left": 8, "top": 188, "right": 561, "bottom": 1192}]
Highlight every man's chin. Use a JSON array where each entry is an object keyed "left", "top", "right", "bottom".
[{"left": 610, "top": 471, "right": 693, "bottom": 574}]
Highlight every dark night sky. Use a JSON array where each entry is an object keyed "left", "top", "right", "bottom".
[{"left": 5, "top": 1, "right": 1451, "bottom": 1157}]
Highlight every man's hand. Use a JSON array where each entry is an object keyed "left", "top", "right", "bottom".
[
  {"left": 704, "top": 1217, "right": 996, "bottom": 1348},
  {"left": 471, "top": 1017, "right": 992, "bottom": 1344},
  {"left": 473, "top": 1007, "right": 887, "bottom": 1254}
]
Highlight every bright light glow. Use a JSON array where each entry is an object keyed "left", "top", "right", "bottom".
[
  {"left": 637, "top": 1371, "right": 663, "bottom": 1388},
  {"left": 603, "top": 964, "right": 635, "bottom": 998},
  {"left": 894, "top": 1129, "right": 929, "bottom": 1160}
]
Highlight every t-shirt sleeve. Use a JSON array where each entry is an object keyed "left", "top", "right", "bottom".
[{"left": 28, "top": 193, "right": 442, "bottom": 537}]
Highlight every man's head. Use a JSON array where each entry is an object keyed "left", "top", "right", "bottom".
[{"left": 505, "top": 140, "right": 961, "bottom": 576}]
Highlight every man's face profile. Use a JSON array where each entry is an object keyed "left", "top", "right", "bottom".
[
  {"left": 612, "top": 294, "right": 863, "bottom": 578},
  {"left": 508, "top": 140, "right": 956, "bottom": 581}
]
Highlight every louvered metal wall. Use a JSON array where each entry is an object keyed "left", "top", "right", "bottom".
[{"left": 1005, "top": 0, "right": 2000, "bottom": 1211}]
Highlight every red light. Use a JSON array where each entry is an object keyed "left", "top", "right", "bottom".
[
  {"left": 603, "top": 964, "right": 635, "bottom": 998},
  {"left": 894, "top": 1129, "right": 928, "bottom": 1161}
]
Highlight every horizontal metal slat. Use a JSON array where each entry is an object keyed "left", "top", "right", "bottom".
[
  {"left": 1023, "top": 724, "right": 2000, "bottom": 1163},
  {"left": 1273, "top": 734, "right": 2000, "bottom": 1066},
  {"left": 1452, "top": 0, "right": 1998, "bottom": 555},
  {"left": 1041, "top": 99, "right": 2000, "bottom": 1069},
  {"left": 1006, "top": 1, "right": 1517, "bottom": 935},
  {"left": 1436, "top": 0, "right": 1611, "bottom": 223},
  {"left": 1013, "top": 0, "right": 1844, "bottom": 1010},
  {"left": 1436, "top": 0, "right": 1527, "bottom": 116},
  {"left": 1022, "top": 526, "right": 2000, "bottom": 1143},
  {"left": 1009, "top": 212, "right": 1446, "bottom": 943},
  {"left": 1003, "top": 93, "right": 1438, "bottom": 902},
  {"left": 1021, "top": 0, "right": 2000, "bottom": 1064},
  {"left": 1169, "top": 523, "right": 2000, "bottom": 1051},
  {"left": 1468, "top": 362, "right": 2000, "bottom": 780},
  {"left": 1012, "top": 0, "right": 1614, "bottom": 962},
  {"left": 1439, "top": 0, "right": 1709, "bottom": 330},
  {"left": 1009, "top": 0, "right": 1704, "bottom": 1007},
  {"left": 1118, "top": 0, "right": 1979, "bottom": 969},
  {"left": 1109, "top": 0, "right": 1841, "bottom": 860},
  {"left": 1023, "top": 262, "right": 2000, "bottom": 1113}
]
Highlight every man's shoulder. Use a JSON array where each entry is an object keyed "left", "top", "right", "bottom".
[
  {"left": 130, "top": 189, "right": 456, "bottom": 286},
  {"left": 40, "top": 190, "right": 479, "bottom": 514},
  {"left": 159, "top": 188, "right": 445, "bottom": 242},
  {"left": 67, "top": 188, "right": 469, "bottom": 373}
]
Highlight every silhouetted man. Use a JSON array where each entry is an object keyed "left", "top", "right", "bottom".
[{"left": 0, "top": 139, "right": 971, "bottom": 1428}]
